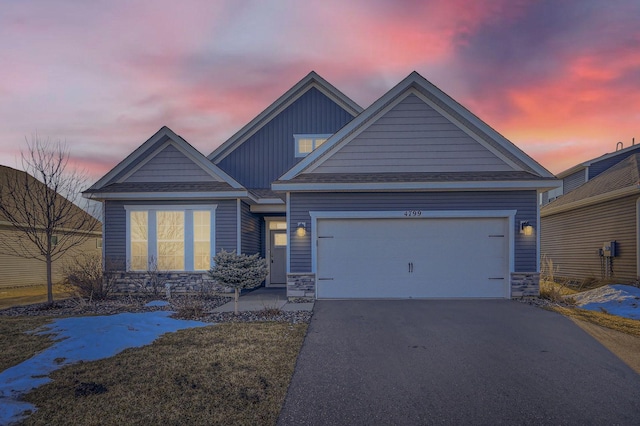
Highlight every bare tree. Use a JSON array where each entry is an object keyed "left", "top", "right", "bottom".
[{"left": 0, "top": 136, "right": 100, "bottom": 304}]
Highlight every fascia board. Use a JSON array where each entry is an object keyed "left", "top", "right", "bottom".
[
  {"left": 278, "top": 74, "right": 416, "bottom": 180},
  {"left": 541, "top": 186, "right": 640, "bottom": 217},
  {"left": 84, "top": 191, "right": 249, "bottom": 201},
  {"left": 116, "top": 131, "right": 244, "bottom": 189},
  {"left": 87, "top": 127, "right": 171, "bottom": 191},
  {"left": 208, "top": 72, "right": 362, "bottom": 163},
  {"left": 280, "top": 71, "right": 554, "bottom": 181},
  {"left": 411, "top": 75, "right": 554, "bottom": 178},
  {"left": 272, "top": 180, "right": 561, "bottom": 192}
]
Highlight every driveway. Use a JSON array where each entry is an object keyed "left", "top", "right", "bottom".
[{"left": 278, "top": 300, "right": 640, "bottom": 425}]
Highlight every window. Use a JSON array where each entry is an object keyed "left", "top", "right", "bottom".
[
  {"left": 294, "top": 134, "right": 332, "bottom": 157},
  {"left": 126, "top": 206, "right": 214, "bottom": 272}
]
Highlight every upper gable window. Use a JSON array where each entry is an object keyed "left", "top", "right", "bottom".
[{"left": 294, "top": 134, "right": 332, "bottom": 157}]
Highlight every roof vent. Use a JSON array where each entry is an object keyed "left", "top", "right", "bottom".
[{"left": 616, "top": 141, "right": 623, "bottom": 151}]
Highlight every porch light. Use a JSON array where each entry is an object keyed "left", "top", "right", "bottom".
[
  {"left": 296, "top": 222, "right": 307, "bottom": 237},
  {"left": 520, "top": 221, "right": 534, "bottom": 236}
]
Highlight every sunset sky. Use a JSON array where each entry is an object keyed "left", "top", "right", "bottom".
[{"left": 1, "top": 0, "right": 639, "bottom": 184}]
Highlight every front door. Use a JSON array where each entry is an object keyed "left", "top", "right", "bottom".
[{"left": 269, "top": 230, "right": 287, "bottom": 286}]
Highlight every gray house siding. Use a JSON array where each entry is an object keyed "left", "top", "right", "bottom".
[
  {"left": 216, "top": 87, "right": 355, "bottom": 188},
  {"left": 103, "top": 199, "right": 237, "bottom": 270},
  {"left": 312, "top": 94, "right": 511, "bottom": 174},
  {"left": 563, "top": 170, "right": 587, "bottom": 194},
  {"left": 589, "top": 145, "right": 640, "bottom": 180},
  {"left": 289, "top": 191, "right": 538, "bottom": 273},
  {"left": 126, "top": 145, "right": 216, "bottom": 183},
  {"left": 541, "top": 195, "right": 638, "bottom": 282},
  {"left": 240, "top": 201, "right": 261, "bottom": 256}
]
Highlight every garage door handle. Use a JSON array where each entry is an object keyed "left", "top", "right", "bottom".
[
  {"left": 318, "top": 278, "right": 334, "bottom": 281},
  {"left": 488, "top": 277, "right": 504, "bottom": 280}
]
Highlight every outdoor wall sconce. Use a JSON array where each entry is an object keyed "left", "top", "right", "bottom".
[
  {"left": 296, "top": 222, "right": 307, "bottom": 237},
  {"left": 520, "top": 221, "right": 534, "bottom": 236}
]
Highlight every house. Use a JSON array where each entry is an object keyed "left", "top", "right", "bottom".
[
  {"left": 0, "top": 165, "right": 102, "bottom": 288},
  {"left": 541, "top": 148, "right": 640, "bottom": 283},
  {"left": 84, "top": 71, "right": 559, "bottom": 299},
  {"left": 541, "top": 142, "right": 640, "bottom": 205}
]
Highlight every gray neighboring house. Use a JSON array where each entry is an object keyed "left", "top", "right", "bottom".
[
  {"left": 84, "top": 71, "right": 558, "bottom": 299},
  {"left": 541, "top": 150, "right": 640, "bottom": 283}
]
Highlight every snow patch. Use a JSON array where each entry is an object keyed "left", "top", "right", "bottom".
[
  {"left": 571, "top": 284, "right": 640, "bottom": 320},
  {"left": 145, "top": 300, "right": 170, "bottom": 307},
  {"left": 0, "top": 311, "right": 212, "bottom": 425}
]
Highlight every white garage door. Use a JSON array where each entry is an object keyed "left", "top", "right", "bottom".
[{"left": 316, "top": 217, "right": 509, "bottom": 299}]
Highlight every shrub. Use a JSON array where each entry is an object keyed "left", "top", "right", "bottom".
[
  {"left": 62, "top": 254, "right": 115, "bottom": 301},
  {"left": 209, "top": 250, "right": 268, "bottom": 314}
]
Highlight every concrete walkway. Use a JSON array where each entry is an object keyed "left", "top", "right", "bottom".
[{"left": 211, "top": 287, "right": 314, "bottom": 313}]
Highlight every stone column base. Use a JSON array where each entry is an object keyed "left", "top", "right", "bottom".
[
  {"left": 511, "top": 272, "right": 540, "bottom": 298},
  {"left": 287, "top": 273, "right": 316, "bottom": 301}
]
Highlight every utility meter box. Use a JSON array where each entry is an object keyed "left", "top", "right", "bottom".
[{"left": 602, "top": 241, "right": 617, "bottom": 257}]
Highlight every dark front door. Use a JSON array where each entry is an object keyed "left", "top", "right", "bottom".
[{"left": 269, "top": 230, "right": 287, "bottom": 286}]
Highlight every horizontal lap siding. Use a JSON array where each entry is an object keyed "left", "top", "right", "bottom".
[
  {"left": 289, "top": 191, "right": 537, "bottom": 273},
  {"left": 0, "top": 227, "right": 101, "bottom": 287},
  {"left": 313, "top": 95, "right": 511, "bottom": 174},
  {"left": 563, "top": 170, "right": 586, "bottom": 194},
  {"left": 240, "top": 201, "right": 261, "bottom": 255},
  {"left": 589, "top": 146, "right": 640, "bottom": 179},
  {"left": 103, "top": 200, "right": 237, "bottom": 270},
  {"left": 541, "top": 195, "right": 638, "bottom": 282},
  {"left": 217, "top": 88, "right": 355, "bottom": 188},
  {"left": 126, "top": 145, "right": 215, "bottom": 183}
]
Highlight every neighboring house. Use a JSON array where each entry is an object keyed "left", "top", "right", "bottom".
[
  {"left": 541, "top": 152, "right": 640, "bottom": 283},
  {"left": 541, "top": 142, "right": 640, "bottom": 205},
  {"left": 84, "top": 71, "right": 558, "bottom": 299},
  {"left": 0, "top": 165, "right": 102, "bottom": 288}
]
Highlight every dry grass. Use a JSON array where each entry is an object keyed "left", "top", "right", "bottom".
[
  {"left": 551, "top": 306, "right": 640, "bottom": 338},
  {"left": 0, "top": 316, "right": 55, "bottom": 372},
  {"left": 21, "top": 322, "right": 307, "bottom": 426},
  {"left": 0, "top": 284, "right": 71, "bottom": 309},
  {"left": 539, "top": 280, "right": 577, "bottom": 305}
]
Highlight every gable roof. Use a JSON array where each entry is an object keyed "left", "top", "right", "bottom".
[
  {"left": 542, "top": 153, "right": 640, "bottom": 216},
  {"left": 556, "top": 143, "right": 640, "bottom": 179},
  {"left": 276, "top": 71, "right": 556, "bottom": 189},
  {"left": 84, "top": 126, "right": 244, "bottom": 199},
  {"left": 208, "top": 71, "right": 363, "bottom": 163},
  {"left": 1, "top": 165, "right": 101, "bottom": 233}
]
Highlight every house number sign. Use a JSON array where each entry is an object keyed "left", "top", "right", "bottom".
[{"left": 403, "top": 210, "right": 423, "bottom": 217}]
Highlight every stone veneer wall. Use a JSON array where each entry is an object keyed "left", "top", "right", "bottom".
[
  {"left": 110, "top": 271, "right": 228, "bottom": 294},
  {"left": 511, "top": 272, "right": 540, "bottom": 297},
  {"left": 287, "top": 273, "right": 316, "bottom": 300}
]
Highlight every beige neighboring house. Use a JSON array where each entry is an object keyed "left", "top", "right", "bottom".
[{"left": 0, "top": 165, "right": 102, "bottom": 288}]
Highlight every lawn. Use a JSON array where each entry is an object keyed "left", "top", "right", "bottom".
[
  {"left": 0, "top": 284, "right": 71, "bottom": 310},
  {"left": 1, "top": 317, "right": 307, "bottom": 426}
]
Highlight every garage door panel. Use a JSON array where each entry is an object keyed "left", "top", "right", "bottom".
[{"left": 316, "top": 217, "right": 509, "bottom": 299}]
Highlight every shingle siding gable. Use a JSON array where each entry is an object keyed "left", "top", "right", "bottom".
[{"left": 216, "top": 87, "right": 355, "bottom": 188}]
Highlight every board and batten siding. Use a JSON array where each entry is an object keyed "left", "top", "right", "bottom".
[
  {"left": 541, "top": 195, "right": 638, "bottom": 282},
  {"left": 289, "top": 191, "right": 538, "bottom": 274},
  {"left": 311, "top": 94, "right": 512, "bottom": 174},
  {"left": 563, "top": 169, "right": 587, "bottom": 194},
  {"left": 240, "top": 201, "right": 261, "bottom": 256},
  {"left": 216, "top": 87, "right": 355, "bottom": 189},
  {"left": 0, "top": 227, "right": 101, "bottom": 288},
  {"left": 126, "top": 144, "right": 217, "bottom": 183},
  {"left": 103, "top": 199, "right": 237, "bottom": 270}
]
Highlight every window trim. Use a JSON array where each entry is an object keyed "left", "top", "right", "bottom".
[
  {"left": 125, "top": 204, "right": 217, "bottom": 272},
  {"left": 294, "top": 134, "right": 332, "bottom": 157}
]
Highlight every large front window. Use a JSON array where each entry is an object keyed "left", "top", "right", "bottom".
[{"left": 126, "top": 207, "right": 214, "bottom": 271}]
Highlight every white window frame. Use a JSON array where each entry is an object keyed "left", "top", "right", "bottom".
[
  {"left": 294, "top": 134, "right": 332, "bottom": 157},
  {"left": 125, "top": 205, "right": 217, "bottom": 272}
]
